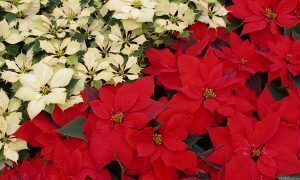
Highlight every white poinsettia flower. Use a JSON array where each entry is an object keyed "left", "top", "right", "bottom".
[
  {"left": 0, "top": 90, "right": 26, "bottom": 164},
  {"left": 108, "top": 55, "right": 141, "bottom": 84},
  {"left": 193, "top": 0, "right": 228, "bottom": 28},
  {"left": 52, "top": 0, "right": 95, "bottom": 31},
  {"left": 95, "top": 33, "right": 121, "bottom": 58},
  {"left": 20, "top": 15, "right": 67, "bottom": 39},
  {"left": 58, "top": 79, "right": 84, "bottom": 110},
  {"left": 39, "top": 38, "right": 81, "bottom": 65},
  {"left": 0, "top": 19, "right": 24, "bottom": 45},
  {"left": 108, "top": 24, "right": 146, "bottom": 55},
  {"left": 0, "top": 0, "right": 40, "bottom": 17},
  {"left": 15, "top": 62, "right": 74, "bottom": 119},
  {"left": 106, "top": 0, "right": 157, "bottom": 26},
  {"left": 85, "top": 20, "right": 105, "bottom": 39},
  {"left": 0, "top": 89, "right": 22, "bottom": 123},
  {"left": 154, "top": 1, "right": 195, "bottom": 33},
  {"left": 75, "top": 48, "right": 113, "bottom": 83},
  {"left": 1, "top": 50, "right": 33, "bottom": 83}
]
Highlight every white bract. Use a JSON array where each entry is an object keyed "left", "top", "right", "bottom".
[
  {"left": 0, "top": 90, "right": 27, "bottom": 165},
  {"left": 155, "top": 0, "right": 195, "bottom": 33},
  {"left": 108, "top": 55, "right": 141, "bottom": 84},
  {"left": 193, "top": 0, "right": 228, "bottom": 28},
  {"left": 109, "top": 24, "right": 146, "bottom": 55},
  {"left": 0, "top": 0, "right": 40, "bottom": 17},
  {"left": 75, "top": 48, "right": 113, "bottom": 83},
  {"left": 0, "top": 19, "right": 24, "bottom": 51},
  {"left": 39, "top": 38, "right": 81, "bottom": 65},
  {"left": 15, "top": 62, "right": 74, "bottom": 119},
  {"left": 1, "top": 50, "right": 33, "bottom": 83}
]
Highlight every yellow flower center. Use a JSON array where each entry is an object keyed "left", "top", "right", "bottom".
[
  {"left": 40, "top": 84, "right": 51, "bottom": 95},
  {"left": 240, "top": 58, "right": 248, "bottom": 65},
  {"left": 111, "top": 113, "right": 124, "bottom": 124},
  {"left": 203, "top": 88, "right": 217, "bottom": 99},
  {"left": 251, "top": 147, "right": 261, "bottom": 161},
  {"left": 131, "top": 0, "right": 142, "bottom": 9},
  {"left": 152, "top": 133, "right": 163, "bottom": 146},
  {"left": 285, "top": 53, "right": 292, "bottom": 63},
  {"left": 264, "top": 8, "right": 277, "bottom": 19},
  {"left": 56, "top": 49, "right": 64, "bottom": 57}
]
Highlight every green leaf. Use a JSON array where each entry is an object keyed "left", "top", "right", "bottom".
[
  {"left": 225, "top": 18, "right": 243, "bottom": 32},
  {"left": 6, "top": 44, "right": 20, "bottom": 56},
  {"left": 91, "top": 80, "right": 102, "bottom": 88},
  {"left": 44, "top": 104, "right": 55, "bottom": 114},
  {"left": 72, "top": 32, "right": 86, "bottom": 42},
  {"left": 56, "top": 117, "right": 87, "bottom": 141},
  {"left": 277, "top": 174, "right": 300, "bottom": 180},
  {"left": 65, "top": 78, "right": 80, "bottom": 92},
  {"left": 32, "top": 40, "right": 41, "bottom": 52},
  {"left": 4, "top": 13, "right": 16, "bottom": 22},
  {"left": 268, "top": 83, "right": 288, "bottom": 101},
  {"left": 184, "top": 134, "right": 202, "bottom": 149},
  {"left": 293, "top": 75, "right": 300, "bottom": 87},
  {"left": 0, "top": 37, "right": 4, "bottom": 43},
  {"left": 180, "top": 29, "right": 190, "bottom": 38},
  {"left": 292, "top": 25, "right": 300, "bottom": 40},
  {"left": 66, "top": 55, "right": 78, "bottom": 65}
]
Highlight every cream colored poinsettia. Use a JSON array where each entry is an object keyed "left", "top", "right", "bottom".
[
  {"left": 109, "top": 24, "right": 146, "bottom": 55},
  {"left": 58, "top": 79, "right": 84, "bottom": 110},
  {"left": 0, "top": 89, "right": 27, "bottom": 167},
  {"left": 95, "top": 33, "right": 121, "bottom": 58},
  {"left": 39, "top": 38, "right": 81, "bottom": 65},
  {"left": 0, "top": 19, "right": 24, "bottom": 51},
  {"left": 106, "top": 0, "right": 157, "bottom": 30},
  {"left": 1, "top": 50, "right": 33, "bottom": 83},
  {"left": 75, "top": 48, "right": 113, "bottom": 83},
  {"left": 0, "top": 0, "right": 40, "bottom": 17},
  {"left": 192, "top": 0, "right": 228, "bottom": 28},
  {"left": 15, "top": 62, "right": 74, "bottom": 119},
  {"left": 20, "top": 15, "right": 67, "bottom": 39},
  {"left": 52, "top": 0, "right": 95, "bottom": 31},
  {"left": 155, "top": 0, "right": 195, "bottom": 33},
  {"left": 108, "top": 55, "right": 141, "bottom": 84}
]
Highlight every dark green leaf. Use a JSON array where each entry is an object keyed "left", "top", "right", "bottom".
[
  {"left": 56, "top": 117, "right": 87, "bottom": 141},
  {"left": 32, "top": 40, "right": 41, "bottom": 52},
  {"left": 185, "top": 134, "right": 202, "bottom": 149},
  {"left": 4, "top": 13, "right": 16, "bottom": 22},
  {"left": 225, "top": 18, "right": 243, "bottom": 32},
  {"left": 65, "top": 78, "right": 80, "bottom": 92},
  {"left": 268, "top": 83, "right": 288, "bottom": 101},
  {"left": 72, "top": 32, "right": 86, "bottom": 42},
  {"left": 6, "top": 44, "right": 20, "bottom": 56},
  {"left": 292, "top": 25, "right": 300, "bottom": 40},
  {"left": 277, "top": 174, "right": 300, "bottom": 180},
  {"left": 293, "top": 75, "right": 300, "bottom": 87}
]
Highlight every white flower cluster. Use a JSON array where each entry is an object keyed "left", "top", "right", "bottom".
[{"left": 0, "top": 0, "right": 228, "bottom": 165}]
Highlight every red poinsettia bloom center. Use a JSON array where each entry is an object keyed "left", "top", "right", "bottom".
[
  {"left": 285, "top": 53, "right": 293, "bottom": 63},
  {"left": 250, "top": 147, "right": 261, "bottom": 161},
  {"left": 152, "top": 133, "right": 163, "bottom": 146},
  {"left": 203, "top": 88, "right": 217, "bottom": 99},
  {"left": 240, "top": 58, "right": 248, "bottom": 65},
  {"left": 264, "top": 8, "right": 277, "bottom": 19},
  {"left": 111, "top": 112, "right": 124, "bottom": 124}
]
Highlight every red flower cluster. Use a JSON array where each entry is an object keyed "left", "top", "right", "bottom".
[{"left": 2, "top": 5, "right": 300, "bottom": 180}]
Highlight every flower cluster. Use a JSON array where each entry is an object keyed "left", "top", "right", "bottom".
[{"left": 1, "top": 0, "right": 300, "bottom": 179}]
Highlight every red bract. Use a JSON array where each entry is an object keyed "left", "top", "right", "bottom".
[
  {"left": 208, "top": 111, "right": 300, "bottom": 179},
  {"left": 172, "top": 48, "right": 241, "bottom": 116},
  {"left": 260, "top": 36, "right": 300, "bottom": 87},
  {"left": 88, "top": 76, "right": 165, "bottom": 169},
  {"left": 215, "top": 32, "right": 268, "bottom": 80},
  {"left": 126, "top": 115, "right": 197, "bottom": 177},
  {"left": 228, "top": 0, "right": 299, "bottom": 35}
]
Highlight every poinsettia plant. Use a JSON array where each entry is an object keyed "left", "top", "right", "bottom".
[{"left": 0, "top": 0, "right": 300, "bottom": 179}]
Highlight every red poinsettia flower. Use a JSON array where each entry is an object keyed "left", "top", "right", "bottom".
[
  {"left": 88, "top": 77, "right": 165, "bottom": 169},
  {"left": 126, "top": 114, "right": 197, "bottom": 174},
  {"left": 228, "top": 0, "right": 299, "bottom": 35},
  {"left": 215, "top": 32, "right": 269, "bottom": 80},
  {"left": 259, "top": 36, "right": 300, "bottom": 87},
  {"left": 143, "top": 49, "right": 181, "bottom": 90},
  {"left": 171, "top": 48, "right": 241, "bottom": 116},
  {"left": 207, "top": 111, "right": 300, "bottom": 179},
  {"left": 14, "top": 103, "right": 87, "bottom": 160},
  {"left": 189, "top": 22, "right": 228, "bottom": 43}
]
